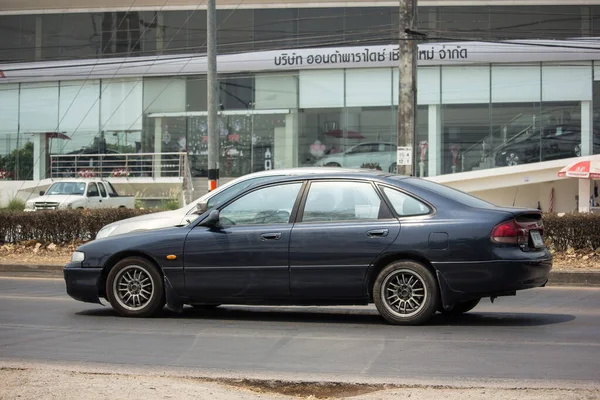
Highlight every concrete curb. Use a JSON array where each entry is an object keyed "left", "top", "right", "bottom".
[{"left": 0, "top": 264, "right": 599, "bottom": 287}]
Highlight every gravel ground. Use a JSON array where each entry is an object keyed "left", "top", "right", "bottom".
[{"left": 1, "top": 367, "right": 598, "bottom": 400}]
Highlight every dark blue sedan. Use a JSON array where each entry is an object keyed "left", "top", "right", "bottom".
[{"left": 64, "top": 171, "right": 552, "bottom": 325}]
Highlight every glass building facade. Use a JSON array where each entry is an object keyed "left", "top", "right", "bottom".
[{"left": 1, "top": 5, "right": 599, "bottom": 180}]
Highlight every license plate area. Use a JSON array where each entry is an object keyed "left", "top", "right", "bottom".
[{"left": 530, "top": 230, "right": 544, "bottom": 249}]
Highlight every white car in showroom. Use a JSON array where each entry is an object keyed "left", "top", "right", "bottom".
[
  {"left": 314, "top": 142, "right": 397, "bottom": 172},
  {"left": 95, "top": 167, "right": 363, "bottom": 239}
]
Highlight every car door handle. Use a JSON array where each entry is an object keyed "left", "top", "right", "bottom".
[
  {"left": 366, "top": 229, "right": 389, "bottom": 238},
  {"left": 260, "top": 233, "right": 281, "bottom": 241}
]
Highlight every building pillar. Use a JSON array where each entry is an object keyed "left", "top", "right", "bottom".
[
  {"left": 581, "top": 100, "right": 593, "bottom": 156},
  {"left": 428, "top": 104, "right": 442, "bottom": 176},
  {"left": 154, "top": 117, "right": 162, "bottom": 178},
  {"left": 582, "top": 7, "right": 592, "bottom": 37},
  {"left": 579, "top": 178, "right": 592, "bottom": 213},
  {"left": 156, "top": 12, "right": 165, "bottom": 53},
  {"left": 32, "top": 133, "right": 47, "bottom": 181}
]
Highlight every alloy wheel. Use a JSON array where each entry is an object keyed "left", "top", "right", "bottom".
[
  {"left": 113, "top": 265, "right": 155, "bottom": 311},
  {"left": 506, "top": 153, "right": 520, "bottom": 166},
  {"left": 381, "top": 269, "right": 428, "bottom": 317}
]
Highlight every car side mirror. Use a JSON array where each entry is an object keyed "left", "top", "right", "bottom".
[
  {"left": 39, "top": 190, "right": 45, "bottom": 196},
  {"left": 196, "top": 200, "right": 209, "bottom": 214},
  {"left": 200, "top": 209, "right": 221, "bottom": 228}
]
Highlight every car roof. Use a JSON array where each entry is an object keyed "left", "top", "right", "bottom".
[{"left": 243, "top": 170, "right": 406, "bottom": 188}]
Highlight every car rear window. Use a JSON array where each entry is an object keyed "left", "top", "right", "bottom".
[{"left": 401, "top": 177, "right": 497, "bottom": 209}]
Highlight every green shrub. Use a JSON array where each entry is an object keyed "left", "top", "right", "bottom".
[
  {"left": 4, "top": 198, "right": 25, "bottom": 211},
  {"left": 0, "top": 208, "right": 157, "bottom": 244},
  {"left": 160, "top": 197, "right": 180, "bottom": 211},
  {"left": 542, "top": 213, "right": 600, "bottom": 252}
]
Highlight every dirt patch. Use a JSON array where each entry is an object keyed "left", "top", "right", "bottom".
[{"left": 211, "top": 379, "right": 386, "bottom": 399}]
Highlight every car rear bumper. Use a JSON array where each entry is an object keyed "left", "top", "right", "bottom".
[
  {"left": 64, "top": 263, "right": 103, "bottom": 304},
  {"left": 433, "top": 257, "right": 552, "bottom": 302}
]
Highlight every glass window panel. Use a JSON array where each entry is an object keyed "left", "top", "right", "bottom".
[
  {"left": 344, "top": 7, "right": 393, "bottom": 45},
  {"left": 186, "top": 76, "right": 207, "bottom": 112},
  {"left": 217, "top": 10, "right": 254, "bottom": 54},
  {"left": 594, "top": 81, "right": 600, "bottom": 155},
  {"left": 220, "top": 182, "right": 302, "bottom": 225},
  {"left": 542, "top": 62, "right": 592, "bottom": 102},
  {"left": 442, "top": 66, "right": 490, "bottom": 104},
  {"left": 437, "top": 7, "right": 490, "bottom": 38},
  {"left": 298, "top": 8, "right": 344, "bottom": 48},
  {"left": 382, "top": 187, "right": 430, "bottom": 217},
  {"left": 57, "top": 80, "right": 101, "bottom": 154},
  {"left": 346, "top": 68, "right": 392, "bottom": 107},
  {"left": 302, "top": 181, "right": 384, "bottom": 222},
  {"left": 143, "top": 77, "right": 187, "bottom": 113},
  {"left": 299, "top": 70, "right": 344, "bottom": 108},
  {"left": 255, "top": 73, "right": 298, "bottom": 110},
  {"left": 0, "top": 84, "right": 20, "bottom": 157},
  {"left": 541, "top": 101, "right": 581, "bottom": 162},
  {"left": 101, "top": 78, "right": 143, "bottom": 131},
  {"left": 492, "top": 64, "right": 541, "bottom": 103},
  {"left": 491, "top": 103, "right": 541, "bottom": 168},
  {"left": 20, "top": 82, "right": 59, "bottom": 133},
  {"left": 220, "top": 75, "right": 254, "bottom": 111},
  {"left": 0, "top": 15, "right": 36, "bottom": 62},
  {"left": 254, "top": 9, "right": 298, "bottom": 50}
]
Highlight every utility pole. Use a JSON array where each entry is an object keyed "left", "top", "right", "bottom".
[
  {"left": 396, "top": 0, "right": 418, "bottom": 176},
  {"left": 207, "top": 0, "right": 219, "bottom": 191}
]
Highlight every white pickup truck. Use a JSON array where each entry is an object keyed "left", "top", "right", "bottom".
[{"left": 24, "top": 179, "right": 135, "bottom": 211}]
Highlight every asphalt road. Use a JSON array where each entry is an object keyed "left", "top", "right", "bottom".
[{"left": 1, "top": 276, "right": 599, "bottom": 384}]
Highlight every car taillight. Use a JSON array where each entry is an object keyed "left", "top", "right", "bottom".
[{"left": 491, "top": 219, "right": 522, "bottom": 244}]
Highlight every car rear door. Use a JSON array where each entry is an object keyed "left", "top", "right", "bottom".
[{"left": 288, "top": 179, "right": 400, "bottom": 299}]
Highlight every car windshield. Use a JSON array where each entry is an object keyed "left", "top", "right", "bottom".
[
  {"left": 46, "top": 182, "right": 86, "bottom": 195},
  {"left": 403, "top": 178, "right": 497, "bottom": 209}
]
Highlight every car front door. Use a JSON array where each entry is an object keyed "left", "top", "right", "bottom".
[
  {"left": 86, "top": 182, "right": 101, "bottom": 208},
  {"left": 183, "top": 181, "right": 305, "bottom": 301},
  {"left": 289, "top": 180, "right": 401, "bottom": 299}
]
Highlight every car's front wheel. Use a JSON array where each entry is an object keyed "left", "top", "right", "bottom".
[
  {"left": 106, "top": 257, "right": 165, "bottom": 317},
  {"left": 373, "top": 261, "right": 439, "bottom": 325}
]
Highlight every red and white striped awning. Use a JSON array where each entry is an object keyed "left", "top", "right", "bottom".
[{"left": 558, "top": 160, "right": 600, "bottom": 179}]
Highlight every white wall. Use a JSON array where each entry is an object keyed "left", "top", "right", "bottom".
[{"left": 470, "top": 179, "right": 580, "bottom": 213}]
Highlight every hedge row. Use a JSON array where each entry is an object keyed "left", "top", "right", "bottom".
[
  {"left": 1, "top": 209, "right": 599, "bottom": 251},
  {"left": 0, "top": 208, "right": 156, "bottom": 244},
  {"left": 543, "top": 213, "right": 600, "bottom": 252}
]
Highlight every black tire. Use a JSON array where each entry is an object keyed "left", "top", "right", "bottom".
[
  {"left": 373, "top": 261, "right": 439, "bottom": 325},
  {"left": 440, "top": 298, "right": 480, "bottom": 315},
  {"left": 106, "top": 257, "right": 165, "bottom": 317}
]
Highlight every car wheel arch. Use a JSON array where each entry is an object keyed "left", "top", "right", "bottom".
[
  {"left": 365, "top": 252, "right": 439, "bottom": 302},
  {"left": 99, "top": 251, "right": 164, "bottom": 298}
]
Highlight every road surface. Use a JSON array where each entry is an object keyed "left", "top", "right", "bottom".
[{"left": 1, "top": 276, "right": 599, "bottom": 384}]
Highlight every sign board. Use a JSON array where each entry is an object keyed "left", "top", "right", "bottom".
[{"left": 397, "top": 146, "right": 412, "bottom": 166}]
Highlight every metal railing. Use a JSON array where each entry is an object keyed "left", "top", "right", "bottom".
[{"left": 49, "top": 152, "right": 188, "bottom": 179}]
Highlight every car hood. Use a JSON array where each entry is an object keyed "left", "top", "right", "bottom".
[{"left": 102, "top": 208, "right": 188, "bottom": 237}]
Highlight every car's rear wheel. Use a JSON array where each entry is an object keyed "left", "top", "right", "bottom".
[
  {"left": 505, "top": 152, "right": 521, "bottom": 166},
  {"left": 439, "top": 298, "right": 480, "bottom": 315},
  {"left": 373, "top": 261, "right": 439, "bottom": 325},
  {"left": 106, "top": 257, "right": 165, "bottom": 317}
]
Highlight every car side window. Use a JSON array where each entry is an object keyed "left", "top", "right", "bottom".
[
  {"left": 87, "top": 183, "right": 99, "bottom": 197},
  {"left": 206, "top": 175, "right": 283, "bottom": 210},
  {"left": 302, "top": 181, "right": 390, "bottom": 222},
  {"left": 98, "top": 182, "right": 107, "bottom": 197},
  {"left": 381, "top": 187, "right": 430, "bottom": 217},
  {"left": 219, "top": 183, "right": 302, "bottom": 226}
]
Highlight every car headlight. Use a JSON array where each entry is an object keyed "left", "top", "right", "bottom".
[
  {"left": 71, "top": 251, "right": 85, "bottom": 262},
  {"left": 96, "top": 225, "right": 118, "bottom": 239}
]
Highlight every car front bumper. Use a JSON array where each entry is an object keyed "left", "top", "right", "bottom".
[{"left": 64, "top": 262, "right": 103, "bottom": 304}]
